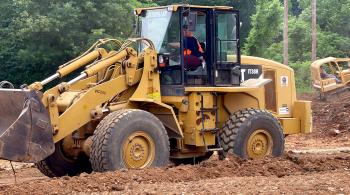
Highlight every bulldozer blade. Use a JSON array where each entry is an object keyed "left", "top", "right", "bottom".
[{"left": 0, "top": 89, "right": 54, "bottom": 163}]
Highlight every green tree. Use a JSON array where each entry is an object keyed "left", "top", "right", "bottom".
[
  {"left": 243, "top": 0, "right": 283, "bottom": 60},
  {"left": 0, "top": 0, "right": 155, "bottom": 85},
  {"left": 246, "top": 0, "right": 350, "bottom": 92}
]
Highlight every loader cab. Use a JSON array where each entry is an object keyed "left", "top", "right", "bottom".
[{"left": 136, "top": 5, "right": 241, "bottom": 95}]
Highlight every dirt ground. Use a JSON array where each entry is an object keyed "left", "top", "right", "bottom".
[
  {"left": 1, "top": 92, "right": 350, "bottom": 194},
  {"left": 286, "top": 92, "right": 350, "bottom": 150}
]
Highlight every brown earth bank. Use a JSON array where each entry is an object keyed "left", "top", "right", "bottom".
[
  {"left": 285, "top": 92, "right": 350, "bottom": 150},
  {"left": 1, "top": 152, "right": 350, "bottom": 194},
  {"left": 1, "top": 92, "right": 350, "bottom": 194}
]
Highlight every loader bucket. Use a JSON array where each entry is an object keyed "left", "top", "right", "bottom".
[{"left": 0, "top": 89, "right": 54, "bottom": 163}]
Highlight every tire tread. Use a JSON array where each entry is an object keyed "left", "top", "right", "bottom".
[
  {"left": 90, "top": 109, "right": 170, "bottom": 172},
  {"left": 219, "top": 108, "right": 284, "bottom": 159}
]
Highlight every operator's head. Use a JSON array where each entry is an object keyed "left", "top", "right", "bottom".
[{"left": 183, "top": 27, "right": 194, "bottom": 37}]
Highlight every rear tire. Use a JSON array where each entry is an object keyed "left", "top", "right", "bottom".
[
  {"left": 90, "top": 109, "right": 170, "bottom": 172},
  {"left": 36, "top": 142, "right": 92, "bottom": 177},
  {"left": 219, "top": 108, "right": 284, "bottom": 159}
]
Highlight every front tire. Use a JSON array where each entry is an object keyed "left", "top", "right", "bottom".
[
  {"left": 36, "top": 142, "right": 92, "bottom": 177},
  {"left": 90, "top": 109, "right": 170, "bottom": 172},
  {"left": 219, "top": 108, "right": 284, "bottom": 159}
]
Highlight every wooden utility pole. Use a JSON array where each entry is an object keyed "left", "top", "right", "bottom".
[
  {"left": 283, "top": 0, "right": 289, "bottom": 65},
  {"left": 311, "top": 0, "right": 317, "bottom": 61}
]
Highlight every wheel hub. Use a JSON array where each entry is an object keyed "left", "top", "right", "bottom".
[
  {"left": 122, "top": 131, "right": 155, "bottom": 168},
  {"left": 130, "top": 143, "right": 145, "bottom": 161},
  {"left": 251, "top": 137, "right": 265, "bottom": 154},
  {"left": 247, "top": 129, "right": 273, "bottom": 159}
]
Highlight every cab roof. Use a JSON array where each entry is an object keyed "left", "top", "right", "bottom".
[
  {"left": 311, "top": 57, "right": 350, "bottom": 69},
  {"left": 135, "top": 4, "right": 234, "bottom": 15},
  {"left": 311, "top": 57, "right": 337, "bottom": 69}
]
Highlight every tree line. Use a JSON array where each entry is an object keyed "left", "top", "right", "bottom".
[
  {"left": 244, "top": 0, "right": 350, "bottom": 91},
  {"left": 0, "top": 0, "right": 349, "bottom": 91}
]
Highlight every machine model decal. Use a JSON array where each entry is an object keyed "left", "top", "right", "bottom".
[
  {"left": 240, "top": 64, "right": 262, "bottom": 82},
  {"left": 279, "top": 107, "right": 289, "bottom": 115}
]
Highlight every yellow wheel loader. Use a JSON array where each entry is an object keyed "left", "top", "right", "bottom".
[
  {"left": 0, "top": 5, "right": 312, "bottom": 177},
  {"left": 311, "top": 57, "right": 350, "bottom": 100}
]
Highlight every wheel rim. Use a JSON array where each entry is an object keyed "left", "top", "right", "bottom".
[
  {"left": 122, "top": 131, "right": 155, "bottom": 168},
  {"left": 246, "top": 129, "right": 273, "bottom": 159}
]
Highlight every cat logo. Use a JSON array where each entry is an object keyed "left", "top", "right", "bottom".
[
  {"left": 95, "top": 90, "right": 106, "bottom": 95},
  {"left": 281, "top": 76, "right": 288, "bottom": 87}
]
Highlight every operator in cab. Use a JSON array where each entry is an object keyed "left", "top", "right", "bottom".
[
  {"left": 320, "top": 65, "right": 341, "bottom": 83},
  {"left": 183, "top": 28, "right": 205, "bottom": 70},
  {"left": 168, "top": 26, "right": 205, "bottom": 71}
]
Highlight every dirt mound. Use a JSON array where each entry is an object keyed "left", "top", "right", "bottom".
[
  {"left": 1, "top": 153, "right": 350, "bottom": 194},
  {"left": 313, "top": 94, "right": 350, "bottom": 135},
  {"left": 284, "top": 92, "right": 350, "bottom": 150},
  {"left": 299, "top": 92, "right": 350, "bottom": 136}
]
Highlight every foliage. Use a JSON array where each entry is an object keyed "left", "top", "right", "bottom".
[
  {"left": 0, "top": 0, "right": 155, "bottom": 86},
  {"left": 290, "top": 61, "right": 313, "bottom": 93},
  {"left": 244, "top": 0, "right": 350, "bottom": 91},
  {"left": 243, "top": 0, "right": 283, "bottom": 60}
]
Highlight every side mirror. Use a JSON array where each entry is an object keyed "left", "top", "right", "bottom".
[
  {"left": 188, "top": 12, "right": 197, "bottom": 31},
  {"left": 183, "top": 16, "right": 189, "bottom": 29},
  {"left": 157, "top": 53, "right": 170, "bottom": 69},
  {"left": 132, "top": 15, "right": 137, "bottom": 32}
]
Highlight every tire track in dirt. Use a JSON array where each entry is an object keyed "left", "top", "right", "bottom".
[{"left": 0, "top": 152, "right": 350, "bottom": 194}]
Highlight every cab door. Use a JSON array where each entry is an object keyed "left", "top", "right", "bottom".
[{"left": 213, "top": 10, "right": 241, "bottom": 86}]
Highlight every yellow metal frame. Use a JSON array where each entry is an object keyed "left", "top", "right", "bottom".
[
  {"left": 311, "top": 57, "right": 350, "bottom": 93},
  {"left": 135, "top": 4, "right": 233, "bottom": 15},
  {"left": 41, "top": 40, "right": 310, "bottom": 157}
]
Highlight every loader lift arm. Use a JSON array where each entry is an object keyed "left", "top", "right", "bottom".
[{"left": 0, "top": 38, "right": 162, "bottom": 162}]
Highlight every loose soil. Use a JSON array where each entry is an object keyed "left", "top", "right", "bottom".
[
  {"left": 0, "top": 92, "right": 350, "bottom": 194},
  {"left": 286, "top": 92, "right": 350, "bottom": 150}
]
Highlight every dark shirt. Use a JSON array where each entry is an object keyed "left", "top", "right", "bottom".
[
  {"left": 320, "top": 71, "right": 341, "bottom": 83},
  {"left": 184, "top": 36, "right": 202, "bottom": 57}
]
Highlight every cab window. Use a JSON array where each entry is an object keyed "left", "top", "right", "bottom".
[
  {"left": 140, "top": 9, "right": 181, "bottom": 85},
  {"left": 216, "top": 13, "right": 238, "bottom": 63}
]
